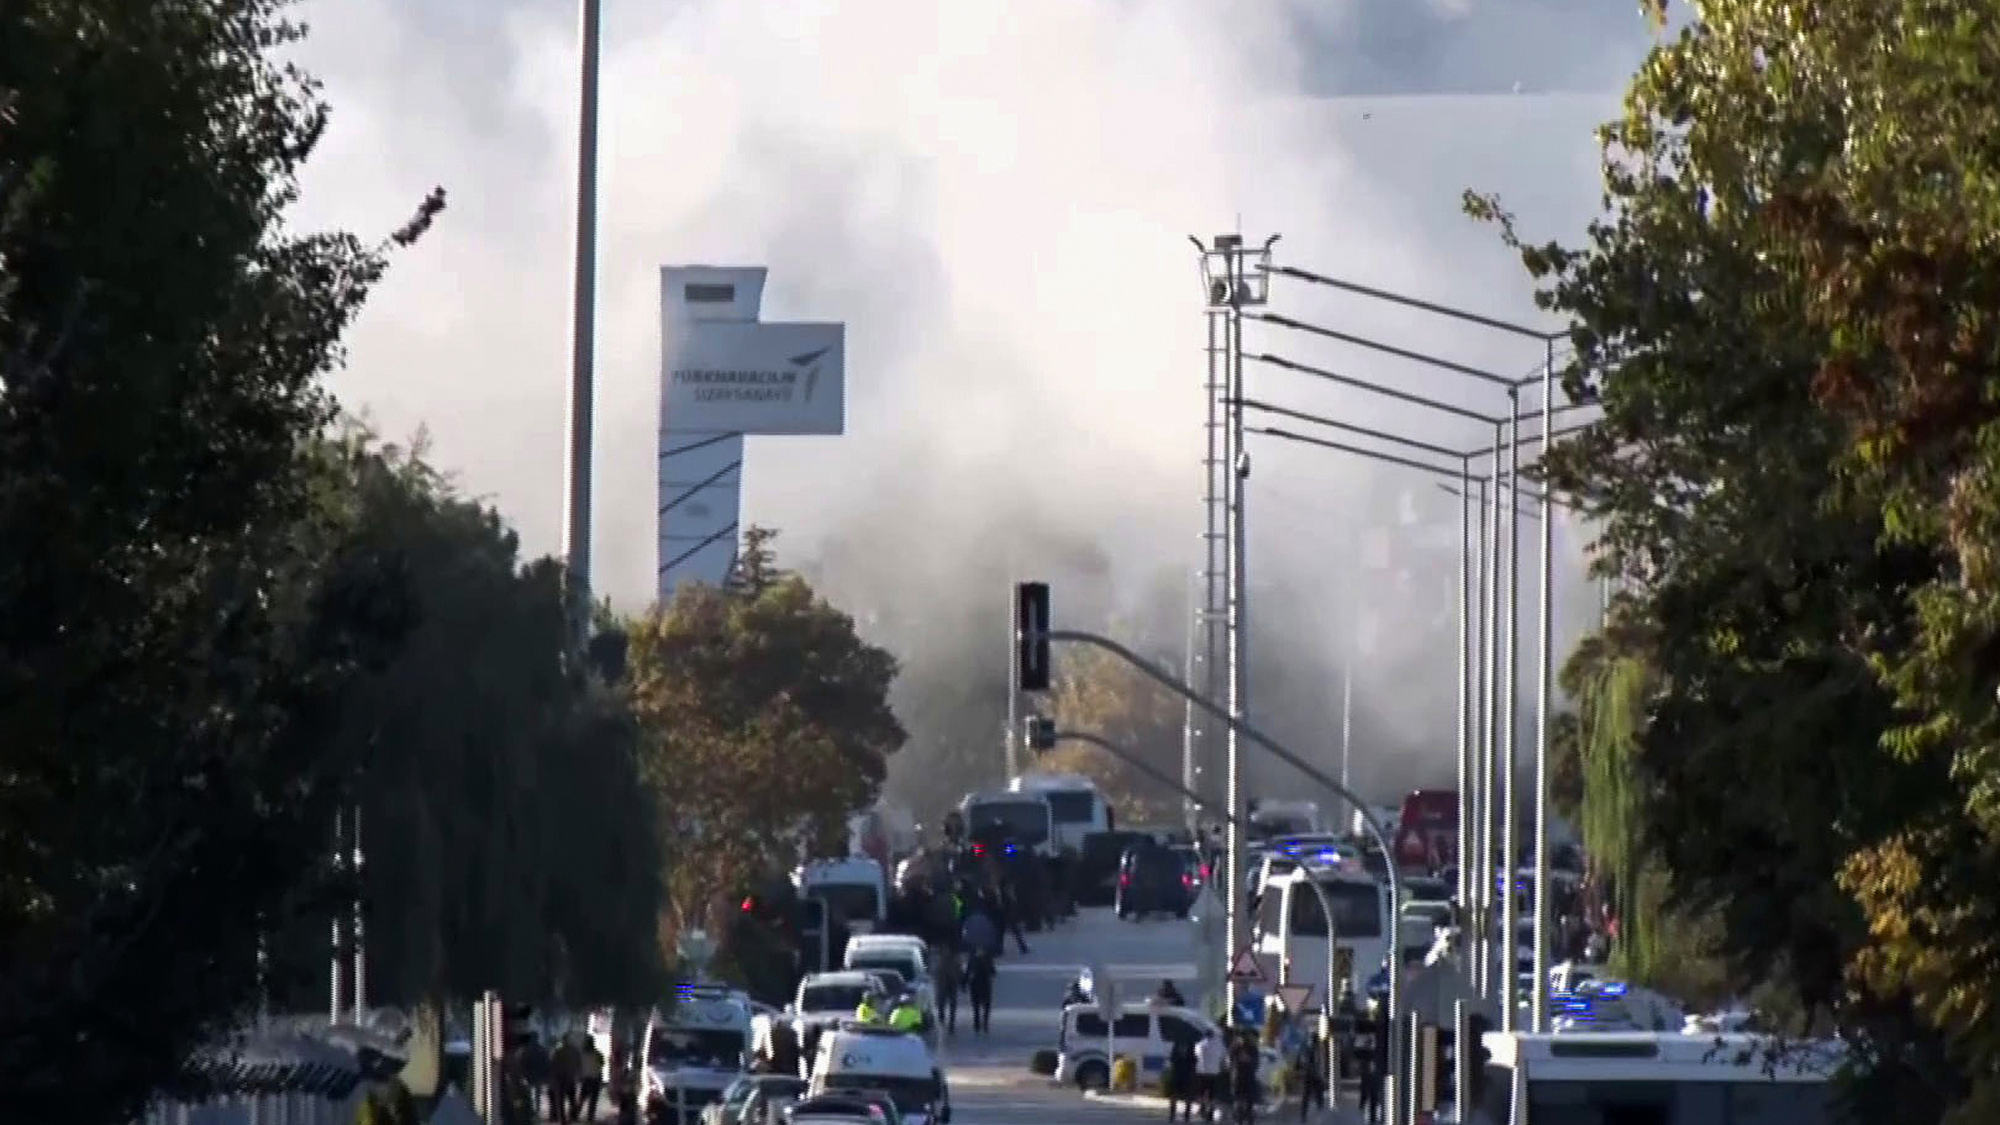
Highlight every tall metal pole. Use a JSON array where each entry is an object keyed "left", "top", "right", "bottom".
[
  {"left": 329, "top": 807, "right": 345, "bottom": 1024},
  {"left": 1181, "top": 570, "right": 1200, "bottom": 829},
  {"left": 1455, "top": 467, "right": 1472, "bottom": 930},
  {"left": 1202, "top": 299, "right": 1228, "bottom": 821},
  {"left": 1480, "top": 441, "right": 1502, "bottom": 1002},
  {"left": 1532, "top": 345, "right": 1557, "bottom": 1031},
  {"left": 1339, "top": 660, "right": 1353, "bottom": 792},
  {"left": 352, "top": 806, "right": 367, "bottom": 1023},
  {"left": 1223, "top": 259, "right": 1248, "bottom": 1016},
  {"left": 1500, "top": 391, "right": 1523, "bottom": 1032},
  {"left": 562, "top": 0, "right": 603, "bottom": 646},
  {"left": 1472, "top": 472, "right": 1488, "bottom": 988}
]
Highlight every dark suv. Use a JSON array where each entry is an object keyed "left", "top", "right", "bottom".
[{"left": 1116, "top": 843, "right": 1194, "bottom": 920}]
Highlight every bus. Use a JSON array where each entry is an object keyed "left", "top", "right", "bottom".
[
  {"left": 1008, "top": 772, "right": 1110, "bottom": 851},
  {"left": 1471, "top": 1031, "right": 1843, "bottom": 1124},
  {"left": 1252, "top": 860, "right": 1393, "bottom": 1007},
  {"left": 958, "top": 791, "right": 1055, "bottom": 857}
]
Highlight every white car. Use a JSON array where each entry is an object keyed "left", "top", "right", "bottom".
[{"left": 809, "top": 1022, "right": 951, "bottom": 1125}]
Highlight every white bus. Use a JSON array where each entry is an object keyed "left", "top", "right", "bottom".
[
  {"left": 1252, "top": 861, "right": 1392, "bottom": 1007},
  {"left": 1471, "top": 1032, "right": 1843, "bottom": 1124},
  {"left": 1007, "top": 772, "right": 1109, "bottom": 851},
  {"left": 958, "top": 791, "right": 1055, "bottom": 857}
]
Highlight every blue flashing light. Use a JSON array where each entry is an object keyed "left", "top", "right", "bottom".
[
  {"left": 1601, "top": 982, "right": 1627, "bottom": 996},
  {"left": 1004, "top": 843, "right": 1017, "bottom": 856}
]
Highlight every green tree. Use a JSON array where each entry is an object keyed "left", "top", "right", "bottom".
[
  {"left": 297, "top": 433, "right": 663, "bottom": 1011},
  {"left": 1467, "top": 0, "right": 1969, "bottom": 1108},
  {"left": 627, "top": 546, "right": 904, "bottom": 955},
  {"left": 1621, "top": 1, "right": 2000, "bottom": 1086},
  {"left": 0, "top": 2, "right": 439, "bottom": 1120}
]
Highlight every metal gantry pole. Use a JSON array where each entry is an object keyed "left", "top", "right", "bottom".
[
  {"left": 1464, "top": 462, "right": 1480, "bottom": 928},
  {"left": 563, "top": 0, "right": 603, "bottom": 646},
  {"left": 1500, "top": 390, "right": 1523, "bottom": 1032},
  {"left": 1203, "top": 303, "right": 1228, "bottom": 821},
  {"left": 1481, "top": 439, "right": 1502, "bottom": 1003},
  {"left": 1339, "top": 659, "right": 1353, "bottom": 792},
  {"left": 1532, "top": 345, "right": 1557, "bottom": 1031}
]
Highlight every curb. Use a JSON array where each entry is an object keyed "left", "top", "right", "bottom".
[{"left": 1083, "top": 1090, "right": 1293, "bottom": 1109}]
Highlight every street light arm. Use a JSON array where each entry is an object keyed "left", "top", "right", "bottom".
[
  {"left": 1056, "top": 728, "right": 1345, "bottom": 1025},
  {"left": 1267, "top": 265, "right": 1561, "bottom": 344},
  {"left": 1251, "top": 354, "right": 1497, "bottom": 425},
  {"left": 1038, "top": 626, "right": 1403, "bottom": 1075},
  {"left": 1039, "top": 629, "right": 1403, "bottom": 915},
  {"left": 1248, "top": 312, "right": 1516, "bottom": 389}
]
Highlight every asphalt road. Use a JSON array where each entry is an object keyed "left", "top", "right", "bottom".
[{"left": 937, "top": 905, "right": 1196, "bottom": 1125}]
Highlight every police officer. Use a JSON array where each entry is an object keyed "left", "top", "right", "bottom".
[
  {"left": 888, "top": 992, "right": 924, "bottom": 1032},
  {"left": 855, "top": 985, "right": 887, "bottom": 1024}
]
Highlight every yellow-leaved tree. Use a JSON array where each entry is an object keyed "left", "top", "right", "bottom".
[
  {"left": 1043, "top": 645, "right": 1185, "bottom": 825},
  {"left": 626, "top": 529, "right": 905, "bottom": 951}
]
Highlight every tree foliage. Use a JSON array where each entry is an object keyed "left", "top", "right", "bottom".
[
  {"left": 1044, "top": 645, "right": 1186, "bottom": 824},
  {"left": 627, "top": 534, "right": 905, "bottom": 952},
  {"left": 1473, "top": 0, "right": 2000, "bottom": 1113},
  {"left": 0, "top": 2, "right": 440, "bottom": 1120},
  {"left": 299, "top": 432, "right": 664, "bottom": 1011}
]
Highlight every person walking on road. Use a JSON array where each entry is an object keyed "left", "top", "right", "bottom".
[
  {"left": 961, "top": 900, "right": 999, "bottom": 959},
  {"left": 549, "top": 1034, "right": 580, "bottom": 1124},
  {"left": 933, "top": 947, "right": 963, "bottom": 1035},
  {"left": 1193, "top": 1027, "right": 1226, "bottom": 1124},
  {"left": 1294, "top": 1028, "right": 1327, "bottom": 1123},
  {"left": 1355, "top": 1003, "right": 1386, "bottom": 1124},
  {"left": 1166, "top": 1035, "right": 1199, "bottom": 1122},
  {"left": 578, "top": 1037, "right": 606, "bottom": 1122},
  {"left": 964, "top": 948, "right": 997, "bottom": 1034},
  {"left": 1228, "top": 1030, "right": 1261, "bottom": 1125}
]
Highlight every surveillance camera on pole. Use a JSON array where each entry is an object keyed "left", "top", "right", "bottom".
[{"left": 1016, "top": 581, "right": 1052, "bottom": 692}]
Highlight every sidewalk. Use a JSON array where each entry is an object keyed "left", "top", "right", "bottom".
[{"left": 1082, "top": 1088, "right": 1367, "bottom": 1124}]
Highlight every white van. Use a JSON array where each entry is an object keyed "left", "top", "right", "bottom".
[
  {"left": 1475, "top": 1032, "right": 1841, "bottom": 1124},
  {"left": 809, "top": 1023, "right": 952, "bottom": 1125},
  {"left": 957, "top": 791, "right": 1055, "bottom": 858},
  {"left": 1252, "top": 861, "right": 1392, "bottom": 1008},
  {"left": 795, "top": 858, "right": 887, "bottom": 930},
  {"left": 1008, "top": 772, "right": 1109, "bottom": 851},
  {"left": 641, "top": 985, "right": 753, "bottom": 1125}
]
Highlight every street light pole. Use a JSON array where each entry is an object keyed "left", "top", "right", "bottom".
[
  {"left": 562, "top": 0, "right": 603, "bottom": 646},
  {"left": 1500, "top": 391, "right": 1522, "bottom": 1032},
  {"left": 1532, "top": 344, "right": 1557, "bottom": 1031},
  {"left": 1455, "top": 465, "right": 1472, "bottom": 930},
  {"left": 1481, "top": 437, "right": 1503, "bottom": 1004}
]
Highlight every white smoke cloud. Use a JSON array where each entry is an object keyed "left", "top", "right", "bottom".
[{"left": 287, "top": 0, "right": 1652, "bottom": 804}]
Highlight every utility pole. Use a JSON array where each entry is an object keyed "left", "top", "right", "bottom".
[
  {"left": 562, "top": 0, "right": 603, "bottom": 647},
  {"left": 1195, "top": 233, "right": 1275, "bottom": 1012}
]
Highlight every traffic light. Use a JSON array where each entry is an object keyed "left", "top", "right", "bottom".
[
  {"left": 1023, "top": 715, "right": 1056, "bottom": 752},
  {"left": 1015, "top": 582, "right": 1051, "bottom": 691}
]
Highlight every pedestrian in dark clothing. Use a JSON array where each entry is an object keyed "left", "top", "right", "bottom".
[
  {"left": 934, "top": 947, "right": 963, "bottom": 1034},
  {"left": 1356, "top": 1006, "right": 1386, "bottom": 1124},
  {"left": 769, "top": 1020, "right": 801, "bottom": 1076},
  {"left": 999, "top": 886, "right": 1030, "bottom": 954},
  {"left": 1167, "top": 1038, "right": 1199, "bottom": 1122},
  {"left": 1294, "top": 1030, "right": 1327, "bottom": 1122},
  {"left": 518, "top": 1040, "right": 551, "bottom": 1125},
  {"left": 549, "top": 1035, "right": 580, "bottom": 1123},
  {"left": 1228, "top": 1034, "right": 1261, "bottom": 1125},
  {"left": 965, "top": 949, "right": 997, "bottom": 1034},
  {"left": 578, "top": 1039, "right": 606, "bottom": 1122}
]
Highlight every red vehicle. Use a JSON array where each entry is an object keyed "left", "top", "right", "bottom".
[{"left": 1394, "top": 789, "right": 1459, "bottom": 873}]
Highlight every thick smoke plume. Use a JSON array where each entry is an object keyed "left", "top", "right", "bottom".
[{"left": 289, "top": 1, "right": 1654, "bottom": 811}]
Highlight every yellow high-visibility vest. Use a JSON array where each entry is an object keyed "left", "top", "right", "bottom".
[
  {"left": 888, "top": 1005, "right": 923, "bottom": 1031},
  {"left": 856, "top": 1001, "right": 882, "bottom": 1023}
]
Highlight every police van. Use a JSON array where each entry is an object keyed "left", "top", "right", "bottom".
[
  {"left": 642, "top": 985, "right": 753, "bottom": 1125},
  {"left": 808, "top": 1022, "right": 952, "bottom": 1125}
]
